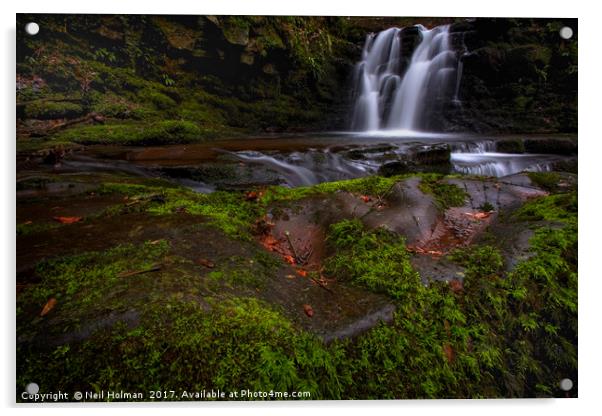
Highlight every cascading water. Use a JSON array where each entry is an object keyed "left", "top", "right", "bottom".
[
  {"left": 350, "top": 25, "right": 460, "bottom": 132},
  {"left": 179, "top": 25, "right": 573, "bottom": 191}
]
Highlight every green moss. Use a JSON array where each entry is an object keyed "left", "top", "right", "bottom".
[
  {"left": 56, "top": 120, "right": 205, "bottom": 145},
  {"left": 24, "top": 100, "right": 84, "bottom": 119},
  {"left": 16, "top": 182, "right": 578, "bottom": 400},
  {"left": 17, "top": 240, "right": 170, "bottom": 327},
  {"left": 207, "top": 254, "right": 279, "bottom": 290},
  {"left": 91, "top": 94, "right": 140, "bottom": 118},
  {"left": 17, "top": 295, "right": 345, "bottom": 400},
  {"left": 98, "top": 183, "right": 262, "bottom": 240},
  {"left": 261, "top": 174, "right": 405, "bottom": 206},
  {"left": 419, "top": 175, "right": 467, "bottom": 210},
  {"left": 515, "top": 192, "right": 577, "bottom": 223},
  {"left": 448, "top": 245, "right": 505, "bottom": 279},
  {"left": 138, "top": 89, "right": 177, "bottom": 110},
  {"left": 16, "top": 221, "right": 61, "bottom": 236},
  {"left": 527, "top": 171, "right": 562, "bottom": 192},
  {"left": 324, "top": 219, "right": 420, "bottom": 298}
]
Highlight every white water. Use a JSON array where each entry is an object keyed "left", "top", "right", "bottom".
[
  {"left": 451, "top": 152, "right": 557, "bottom": 177},
  {"left": 228, "top": 149, "right": 370, "bottom": 187},
  {"left": 351, "top": 25, "right": 460, "bottom": 132},
  {"left": 346, "top": 25, "right": 560, "bottom": 178},
  {"left": 216, "top": 141, "right": 563, "bottom": 189}
]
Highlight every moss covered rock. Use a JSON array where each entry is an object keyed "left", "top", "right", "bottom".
[
  {"left": 24, "top": 100, "right": 84, "bottom": 120},
  {"left": 496, "top": 138, "right": 525, "bottom": 153},
  {"left": 57, "top": 120, "right": 204, "bottom": 145}
]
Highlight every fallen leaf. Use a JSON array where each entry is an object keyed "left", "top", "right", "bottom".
[
  {"left": 443, "top": 343, "right": 455, "bottom": 363},
  {"left": 285, "top": 274, "right": 295, "bottom": 279},
  {"left": 245, "top": 191, "right": 259, "bottom": 201},
  {"left": 261, "top": 235, "right": 279, "bottom": 250},
  {"left": 296, "top": 269, "right": 307, "bottom": 277},
  {"left": 463, "top": 211, "right": 493, "bottom": 220},
  {"left": 303, "top": 304, "right": 314, "bottom": 317},
  {"left": 360, "top": 195, "right": 372, "bottom": 203},
  {"left": 449, "top": 279, "right": 463, "bottom": 293},
  {"left": 40, "top": 298, "right": 57, "bottom": 317},
  {"left": 53, "top": 216, "right": 82, "bottom": 224},
  {"left": 23, "top": 220, "right": 33, "bottom": 225},
  {"left": 283, "top": 255, "right": 296, "bottom": 265},
  {"left": 196, "top": 258, "right": 215, "bottom": 268}
]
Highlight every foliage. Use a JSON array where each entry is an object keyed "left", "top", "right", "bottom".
[
  {"left": 56, "top": 120, "right": 203, "bottom": 145},
  {"left": 515, "top": 192, "right": 577, "bottom": 223},
  {"left": 261, "top": 174, "right": 405, "bottom": 205},
  {"left": 527, "top": 172, "right": 562, "bottom": 192},
  {"left": 324, "top": 219, "right": 420, "bottom": 298},
  {"left": 24, "top": 100, "right": 84, "bottom": 119},
  {"left": 419, "top": 175, "right": 467, "bottom": 210},
  {"left": 98, "top": 183, "right": 263, "bottom": 240}
]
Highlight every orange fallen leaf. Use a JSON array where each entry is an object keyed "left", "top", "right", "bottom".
[
  {"left": 196, "top": 258, "right": 215, "bottom": 268},
  {"left": 261, "top": 235, "right": 279, "bottom": 250},
  {"left": 360, "top": 195, "right": 372, "bottom": 203},
  {"left": 296, "top": 269, "right": 307, "bottom": 277},
  {"left": 53, "top": 216, "right": 82, "bottom": 224},
  {"left": 245, "top": 191, "right": 259, "bottom": 201},
  {"left": 443, "top": 343, "right": 455, "bottom": 363},
  {"left": 40, "top": 297, "right": 57, "bottom": 317},
  {"left": 463, "top": 211, "right": 492, "bottom": 220},
  {"left": 303, "top": 304, "right": 314, "bottom": 317},
  {"left": 283, "top": 255, "right": 296, "bottom": 265},
  {"left": 449, "top": 279, "right": 463, "bottom": 293}
]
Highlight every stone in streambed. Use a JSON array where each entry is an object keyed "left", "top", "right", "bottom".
[
  {"left": 496, "top": 138, "right": 525, "bottom": 153},
  {"left": 414, "top": 144, "right": 451, "bottom": 165},
  {"left": 524, "top": 137, "right": 577, "bottom": 155}
]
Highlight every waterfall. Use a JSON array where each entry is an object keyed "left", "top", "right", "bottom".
[{"left": 350, "top": 25, "right": 460, "bottom": 132}]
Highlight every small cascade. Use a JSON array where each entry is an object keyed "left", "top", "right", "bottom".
[
  {"left": 350, "top": 25, "right": 461, "bottom": 132},
  {"left": 228, "top": 149, "right": 370, "bottom": 187},
  {"left": 451, "top": 153, "right": 558, "bottom": 177},
  {"left": 449, "top": 140, "right": 496, "bottom": 153}
]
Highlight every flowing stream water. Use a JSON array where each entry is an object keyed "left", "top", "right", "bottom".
[{"left": 74, "top": 25, "right": 573, "bottom": 190}]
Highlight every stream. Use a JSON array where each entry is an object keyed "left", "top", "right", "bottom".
[{"left": 68, "top": 132, "right": 574, "bottom": 192}]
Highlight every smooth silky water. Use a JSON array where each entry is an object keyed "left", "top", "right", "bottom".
[{"left": 79, "top": 24, "right": 573, "bottom": 190}]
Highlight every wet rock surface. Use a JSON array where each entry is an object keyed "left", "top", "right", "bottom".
[{"left": 16, "top": 161, "right": 562, "bottom": 346}]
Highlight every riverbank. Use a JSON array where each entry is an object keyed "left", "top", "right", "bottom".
[{"left": 17, "top": 162, "right": 577, "bottom": 399}]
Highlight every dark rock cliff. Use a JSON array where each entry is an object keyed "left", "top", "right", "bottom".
[{"left": 16, "top": 14, "right": 577, "bottom": 140}]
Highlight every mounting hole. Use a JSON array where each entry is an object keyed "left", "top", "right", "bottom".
[
  {"left": 559, "top": 378, "right": 573, "bottom": 391},
  {"left": 25, "top": 382, "right": 40, "bottom": 394},
  {"left": 559, "top": 26, "right": 573, "bottom": 40},
  {"left": 25, "top": 22, "right": 40, "bottom": 36}
]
